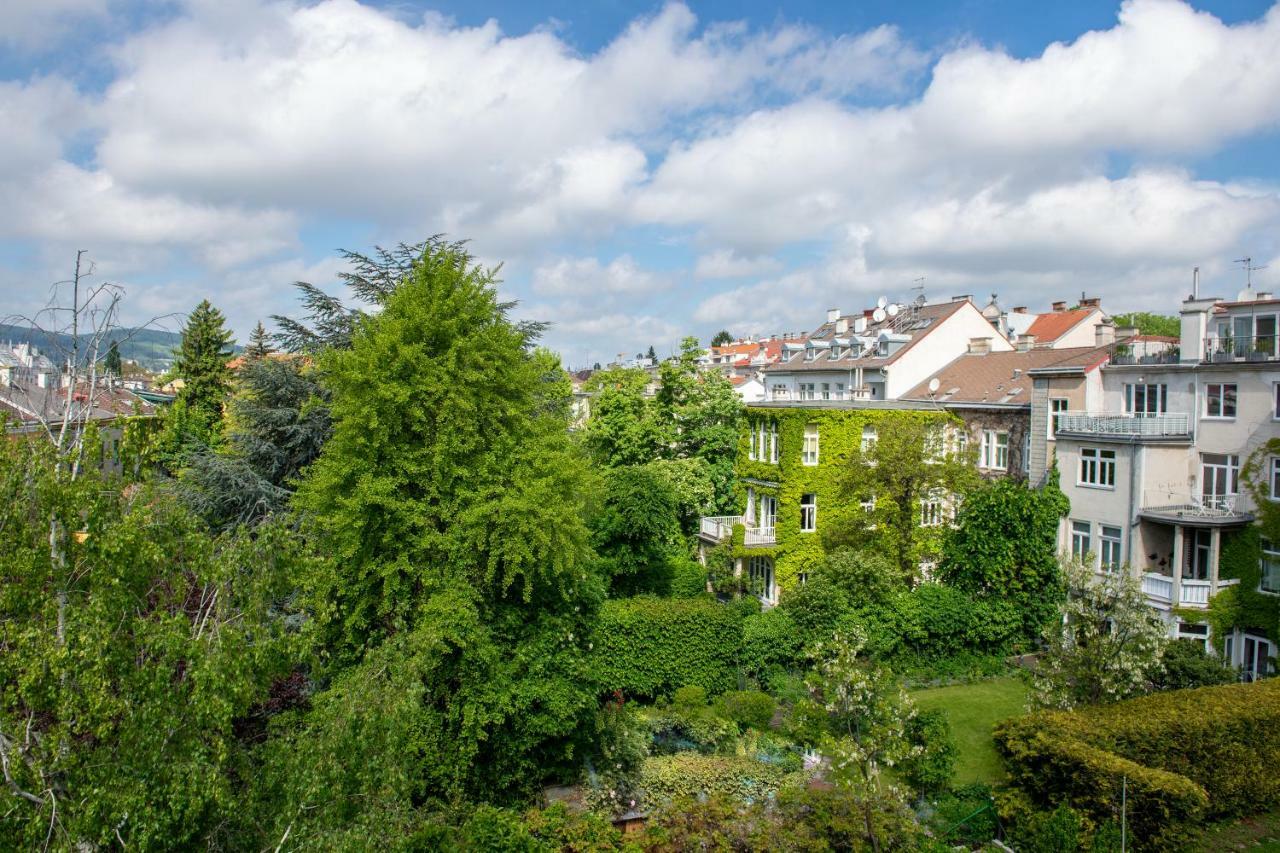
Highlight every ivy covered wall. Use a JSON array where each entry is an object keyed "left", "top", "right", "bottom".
[{"left": 730, "top": 406, "right": 957, "bottom": 591}]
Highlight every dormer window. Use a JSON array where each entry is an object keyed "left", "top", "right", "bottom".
[
  {"left": 830, "top": 346, "right": 843, "bottom": 360},
  {"left": 804, "top": 346, "right": 816, "bottom": 362}
]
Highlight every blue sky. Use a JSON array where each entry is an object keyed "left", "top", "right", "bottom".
[{"left": 2, "top": 0, "right": 1279, "bottom": 366}]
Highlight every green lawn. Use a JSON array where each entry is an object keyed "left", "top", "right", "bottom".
[
  {"left": 1186, "top": 810, "right": 1280, "bottom": 852},
  {"left": 909, "top": 677, "right": 1030, "bottom": 786}
]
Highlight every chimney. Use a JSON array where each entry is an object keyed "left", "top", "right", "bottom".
[
  {"left": 1012, "top": 306, "right": 1028, "bottom": 314},
  {"left": 835, "top": 318, "right": 849, "bottom": 335},
  {"left": 1117, "top": 326, "right": 1138, "bottom": 341},
  {"left": 853, "top": 316, "right": 868, "bottom": 334},
  {"left": 827, "top": 307, "right": 840, "bottom": 324},
  {"left": 1052, "top": 301, "right": 1067, "bottom": 312},
  {"left": 1080, "top": 296, "right": 1101, "bottom": 309},
  {"left": 952, "top": 294, "right": 972, "bottom": 303},
  {"left": 1016, "top": 335, "right": 1036, "bottom": 352},
  {"left": 1095, "top": 324, "right": 1116, "bottom": 347},
  {"left": 1260, "top": 292, "right": 1274, "bottom": 301},
  {"left": 968, "top": 337, "right": 992, "bottom": 355}
]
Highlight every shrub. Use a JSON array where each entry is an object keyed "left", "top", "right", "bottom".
[
  {"left": 900, "top": 708, "right": 956, "bottom": 795},
  {"left": 592, "top": 596, "right": 745, "bottom": 699},
  {"left": 922, "top": 784, "right": 998, "bottom": 846},
  {"left": 668, "top": 554, "right": 710, "bottom": 598},
  {"left": 671, "top": 685, "right": 707, "bottom": 710},
  {"left": 994, "top": 679, "right": 1280, "bottom": 849},
  {"left": 719, "top": 690, "right": 776, "bottom": 731},
  {"left": 639, "top": 753, "right": 799, "bottom": 806},
  {"left": 778, "top": 570, "right": 850, "bottom": 647},
  {"left": 1150, "top": 638, "right": 1236, "bottom": 691},
  {"left": 740, "top": 608, "right": 803, "bottom": 687},
  {"left": 646, "top": 708, "right": 738, "bottom": 755}
]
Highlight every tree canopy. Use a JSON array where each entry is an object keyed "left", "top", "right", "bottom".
[{"left": 173, "top": 299, "right": 235, "bottom": 422}]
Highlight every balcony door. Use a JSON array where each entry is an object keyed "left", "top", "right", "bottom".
[
  {"left": 1182, "top": 528, "right": 1211, "bottom": 581},
  {"left": 759, "top": 496, "right": 777, "bottom": 536},
  {"left": 1201, "top": 453, "right": 1239, "bottom": 510},
  {"left": 1243, "top": 633, "right": 1274, "bottom": 682}
]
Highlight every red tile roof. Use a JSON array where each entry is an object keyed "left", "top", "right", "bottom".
[
  {"left": 1024, "top": 308, "right": 1097, "bottom": 343},
  {"left": 901, "top": 346, "right": 1110, "bottom": 405}
]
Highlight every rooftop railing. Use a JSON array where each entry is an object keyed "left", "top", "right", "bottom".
[{"left": 1203, "top": 335, "right": 1280, "bottom": 364}]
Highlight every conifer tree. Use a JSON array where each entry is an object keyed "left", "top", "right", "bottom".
[
  {"left": 103, "top": 339, "right": 122, "bottom": 376},
  {"left": 173, "top": 300, "right": 234, "bottom": 422},
  {"left": 245, "top": 320, "right": 274, "bottom": 360}
]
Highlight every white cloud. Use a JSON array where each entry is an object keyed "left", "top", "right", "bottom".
[
  {"left": 0, "top": 0, "right": 108, "bottom": 47},
  {"left": 694, "top": 249, "right": 783, "bottom": 279},
  {"left": 532, "top": 254, "right": 667, "bottom": 297}
]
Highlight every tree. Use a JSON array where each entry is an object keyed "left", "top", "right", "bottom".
[
  {"left": 1111, "top": 311, "right": 1179, "bottom": 338},
  {"left": 173, "top": 299, "right": 234, "bottom": 423},
  {"left": 278, "top": 242, "right": 605, "bottom": 824},
  {"left": 0, "top": 439, "right": 304, "bottom": 848},
  {"left": 711, "top": 330, "right": 734, "bottom": 347},
  {"left": 103, "top": 339, "right": 122, "bottom": 376},
  {"left": 584, "top": 367, "right": 669, "bottom": 466},
  {"left": 591, "top": 464, "right": 682, "bottom": 595},
  {"left": 1033, "top": 556, "right": 1169, "bottom": 709},
  {"left": 825, "top": 414, "right": 977, "bottom": 585},
  {"left": 646, "top": 344, "right": 657, "bottom": 361},
  {"left": 806, "top": 629, "right": 920, "bottom": 853},
  {"left": 938, "top": 474, "right": 1070, "bottom": 643},
  {"left": 245, "top": 320, "right": 274, "bottom": 360}
]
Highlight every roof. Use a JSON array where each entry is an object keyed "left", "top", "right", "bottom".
[
  {"left": 1024, "top": 308, "right": 1098, "bottom": 343},
  {"left": 901, "top": 345, "right": 1111, "bottom": 406},
  {"left": 765, "top": 299, "right": 970, "bottom": 374},
  {"left": 0, "top": 380, "right": 156, "bottom": 428}
]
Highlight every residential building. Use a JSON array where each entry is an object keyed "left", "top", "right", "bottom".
[
  {"left": 762, "top": 297, "right": 1016, "bottom": 403},
  {"left": 1042, "top": 289, "right": 1280, "bottom": 677}
]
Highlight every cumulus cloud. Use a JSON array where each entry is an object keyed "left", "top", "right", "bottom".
[
  {"left": 694, "top": 249, "right": 784, "bottom": 280},
  {"left": 532, "top": 254, "right": 668, "bottom": 297}
]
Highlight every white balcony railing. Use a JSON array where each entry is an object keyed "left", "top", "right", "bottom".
[
  {"left": 743, "top": 526, "right": 776, "bottom": 546},
  {"left": 1057, "top": 412, "right": 1190, "bottom": 437},
  {"left": 1141, "top": 490, "right": 1246, "bottom": 519},
  {"left": 1141, "top": 573, "right": 1240, "bottom": 608},
  {"left": 699, "top": 515, "right": 741, "bottom": 541}
]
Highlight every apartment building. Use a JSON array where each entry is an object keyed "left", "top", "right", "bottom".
[{"left": 1045, "top": 291, "right": 1280, "bottom": 678}]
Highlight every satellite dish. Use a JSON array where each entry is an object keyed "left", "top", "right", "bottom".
[
  {"left": 876, "top": 296, "right": 888, "bottom": 309},
  {"left": 886, "top": 303, "right": 900, "bottom": 317},
  {"left": 928, "top": 378, "right": 941, "bottom": 394},
  {"left": 872, "top": 307, "right": 887, "bottom": 323}
]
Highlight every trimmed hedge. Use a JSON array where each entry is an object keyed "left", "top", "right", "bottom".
[
  {"left": 639, "top": 753, "right": 801, "bottom": 806},
  {"left": 592, "top": 596, "right": 747, "bottom": 699},
  {"left": 996, "top": 678, "right": 1280, "bottom": 850}
]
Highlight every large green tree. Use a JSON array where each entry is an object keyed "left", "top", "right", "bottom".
[
  {"left": 244, "top": 320, "right": 274, "bottom": 360},
  {"left": 938, "top": 474, "right": 1070, "bottom": 642},
  {"left": 173, "top": 299, "right": 235, "bottom": 422},
  {"left": 270, "top": 243, "right": 605, "bottom": 836}
]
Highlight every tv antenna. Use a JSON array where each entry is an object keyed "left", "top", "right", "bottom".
[{"left": 1236, "top": 257, "right": 1268, "bottom": 288}]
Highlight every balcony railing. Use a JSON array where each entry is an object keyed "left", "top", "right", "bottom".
[
  {"left": 1109, "top": 339, "right": 1180, "bottom": 365},
  {"left": 1141, "top": 490, "right": 1248, "bottom": 520},
  {"left": 1142, "top": 573, "right": 1239, "bottom": 608},
  {"left": 1057, "top": 412, "right": 1190, "bottom": 437},
  {"left": 698, "top": 515, "right": 740, "bottom": 541},
  {"left": 1203, "top": 335, "right": 1280, "bottom": 364},
  {"left": 743, "top": 526, "right": 776, "bottom": 546}
]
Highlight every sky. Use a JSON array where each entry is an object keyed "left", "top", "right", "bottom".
[{"left": 3, "top": 0, "right": 1280, "bottom": 367}]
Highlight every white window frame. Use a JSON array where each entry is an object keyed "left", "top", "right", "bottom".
[
  {"left": 799, "top": 493, "right": 817, "bottom": 533},
  {"left": 801, "top": 423, "right": 819, "bottom": 466},
  {"left": 1205, "top": 383, "right": 1238, "bottom": 419},
  {"left": 748, "top": 556, "right": 776, "bottom": 606},
  {"left": 769, "top": 421, "right": 779, "bottom": 464},
  {"left": 1273, "top": 382, "right": 1280, "bottom": 421},
  {"left": 1071, "top": 520, "right": 1092, "bottom": 560},
  {"left": 1177, "top": 621, "right": 1210, "bottom": 651},
  {"left": 1099, "top": 525, "right": 1123, "bottom": 573},
  {"left": 1272, "top": 457, "right": 1280, "bottom": 502},
  {"left": 861, "top": 425, "right": 877, "bottom": 453},
  {"left": 1200, "top": 453, "right": 1239, "bottom": 508},
  {"left": 1261, "top": 538, "right": 1280, "bottom": 596},
  {"left": 799, "top": 382, "right": 816, "bottom": 401},
  {"left": 980, "top": 430, "right": 1009, "bottom": 471},
  {"left": 920, "top": 494, "right": 945, "bottom": 527},
  {"left": 1124, "top": 383, "right": 1167, "bottom": 416},
  {"left": 1079, "top": 447, "right": 1116, "bottom": 488},
  {"left": 1049, "top": 398, "right": 1069, "bottom": 439}
]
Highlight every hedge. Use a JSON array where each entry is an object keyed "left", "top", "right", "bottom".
[
  {"left": 996, "top": 678, "right": 1280, "bottom": 850},
  {"left": 592, "top": 596, "right": 747, "bottom": 699},
  {"left": 639, "top": 753, "right": 801, "bottom": 806}
]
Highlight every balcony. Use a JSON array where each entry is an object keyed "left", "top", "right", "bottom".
[
  {"left": 1203, "top": 334, "right": 1279, "bottom": 364},
  {"left": 1056, "top": 412, "right": 1190, "bottom": 438},
  {"left": 698, "top": 515, "right": 740, "bottom": 541},
  {"left": 743, "top": 526, "right": 776, "bottom": 546},
  {"left": 1140, "top": 490, "right": 1253, "bottom": 525},
  {"left": 1141, "top": 572, "right": 1239, "bottom": 608}
]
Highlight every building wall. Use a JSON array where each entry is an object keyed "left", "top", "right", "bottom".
[
  {"left": 953, "top": 407, "right": 1031, "bottom": 480},
  {"left": 1053, "top": 308, "right": 1105, "bottom": 349},
  {"left": 885, "top": 303, "right": 1014, "bottom": 398}
]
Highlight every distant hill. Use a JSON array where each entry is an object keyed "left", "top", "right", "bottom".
[{"left": 0, "top": 324, "right": 186, "bottom": 372}]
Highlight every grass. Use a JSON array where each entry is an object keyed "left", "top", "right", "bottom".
[
  {"left": 1186, "top": 810, "right": 1280, "bottom": 851},
  {"left": 909, "top": 676, "right": 1030, "bottom": 786}
]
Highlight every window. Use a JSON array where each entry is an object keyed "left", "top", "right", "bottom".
[
  {"left": 1099, "top": 525, "right": 1123, "bottom": 573},
  {"left": 821, "top": 382, "right": 831, "bottom": 400},
  {"left": 924, "top": 428, "right": 945, "bottom": 463},
  {"left": 1178, "top": 621, "right": 1210, "bottom": 651},
  {"left": 954, "top": 429, "right": 969, "bottom": 458},
  {"left": 980, "top": 430, "right": 1008, "bottom": 470},
  {"left": 797, "top": 571, "right": 809, "bottom": 585},
  {"left": 1186, "top": 528, "right": 1212, "bottom": 581},
  {"left": 749, "top": 422, "right": 759, "bottom": 461},
  {"left": 1022, "top": 431, "right": 1030, "bottom": 475},
  {"left": 835, "top": 382, "right": 846, "bottom": 400},
  {"left": 1125, "top": 383, "right": 1167, "bottom": 416},
  {"left": 1079, "top": 447, "right": 1116, "bottom": 488},
  {"left": 1205, "top": 383, "right": 1237, "bottom": 418},
  {"left": 1274, "top": 382, "right": 1280, "bottom": 419},
  {"left": 771, "top": 384, "right": 789, "bottom": 401},
  {"left": 748, "top": 556, "right": 776, "bottom": 605},
  {"left": 1200, "top": 453, "right": 1239, "bottom": 508},
  {"left": 920, "top": 494, "right": 945, "bottom": 527},
  {"left": 1262, "top": 539, "right": 1280, "bottom": 595},
  {"left": 770, "top": 422, "right": 779, "bottom": 463},
  {"left": 804, "top": 346, "right": 816, "bottom": 362},
  {"left": 861, "top": 425, "right": 877, "bottom": 453},
  {"left": 800, "top": 493, "right": 817, "bottom": 532},
  {"left": 799, "top": 382, "right": 816, "bottom": 400},
  {"left": 1071, "top": 521, "right": 1091, "bottom": 559},
  {"left": 860, "top": 494, "right": 876, "bottom": 512},
  {"left": 1272, "top": 458, "right": 1280, "bottom": 501},
  {"left": 1049, "top": 398, "right": 1069, "bottom": 438},
  {"left": 830, "top": 346, "right": 843, "bottom": 360},
  {"left": 801, "top": 423, "right": 819, "bottom": 466}
]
